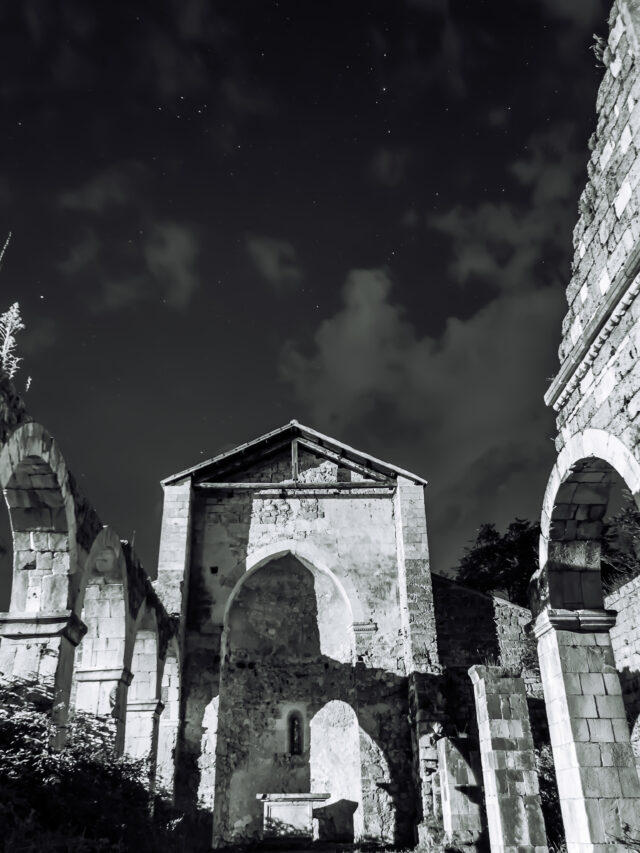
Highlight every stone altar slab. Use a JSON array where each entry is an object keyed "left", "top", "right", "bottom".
[{"left": 257, "top": 793, "right": 330, "bottom": 841}]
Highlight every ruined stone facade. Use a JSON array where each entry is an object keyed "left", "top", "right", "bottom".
[{"left": 5, "top": 2, "right": 640, "bottom": 851}]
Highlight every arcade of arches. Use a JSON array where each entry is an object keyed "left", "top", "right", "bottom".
[{"left": 5, "top": 2, "right": 640, "bottom": 851}]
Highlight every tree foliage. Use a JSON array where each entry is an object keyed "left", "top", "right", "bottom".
[
  {"left": 456, "top": 504, "right": 640, "bottom": 608},
  {"left": 455, "top": 518, "right": 540, "bottom": 607},
  {"left": 0, "top": 682, "right": 207, "bottom": 852}
]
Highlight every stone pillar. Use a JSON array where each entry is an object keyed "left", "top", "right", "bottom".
[
  {"left": 155, "top": 481, "right": 192, "bottom": 631},
  {"left": 393, "top": 477, "right": 439, "bottom": 673},
  {"left": 437, "top": 736, "right": 484, "bottom": 848},
  {"left": 125, "top": 699, "right": 164, "bottom": 788},
  {"left": 157, "top": 713, "right": 179, "bottom": 798},
  {"left": 0, "top": 610, "right": 86, "bottom": 746},
  {"left": 534, "top": 609, "right": 640, "bottom": 853},
  {"left": 75, "top": 666, "right": 132, "bottom": 753},
  {"left": 393, "top": 478, "right": 444, "bottom": 845},
  {"left": 469, "top": 664, "right": 548, "bottom": 853}
]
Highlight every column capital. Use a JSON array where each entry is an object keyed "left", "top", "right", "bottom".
[
  {"left": 127, "top": 700, "right": 165, "bottom": 717},
  {"left": 532, "top": 607, "right": 616, "bottom": 639},
  {"left": 0, "top": 610, "right": 87, "bottom": 645},
  {"left": 76, "top": 666, "right": 133, "bottom": 686}
]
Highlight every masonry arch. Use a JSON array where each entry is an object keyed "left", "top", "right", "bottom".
[
  {"left": 533, "top": 428, "right": 640, "bottom": 849},
  {"left": 242, "top": 538, "right": 363, "bottom": 623},
  {"left": 72, "top": 527, "right": 131, "bottom": 752},
  {"left": 0, "top": 423, "right": 78, "bottom": 614},
  {"left": 0, "top": 424, "right": 83, "bottom": 743},
  {"left": 212, "top": 552, "right": 356, "bottom": 847}
]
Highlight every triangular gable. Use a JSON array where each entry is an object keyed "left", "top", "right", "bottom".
[{"left": 161, "top": 420, "right": 427, "bottom": 486}]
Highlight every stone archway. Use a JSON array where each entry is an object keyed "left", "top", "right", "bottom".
[
  {"left": 212, "top": 552, "right": 355, "bottom": 847},
  {"left": 532, "top": 429, "right": 640, "bottom": 850},
  {"left": 72, "top": 527, "right": 131, "bottom": 753},
  {"left": 0, "top": 423, "right": 83, "bottom": 741}
]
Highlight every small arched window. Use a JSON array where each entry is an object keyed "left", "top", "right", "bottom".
[{"left": 288, "top": 711, "right": 303, "bottom": 755}]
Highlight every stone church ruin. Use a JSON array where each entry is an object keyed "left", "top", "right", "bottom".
[{"left": 5, "top": 0, "right": 640, "bottom": 850}]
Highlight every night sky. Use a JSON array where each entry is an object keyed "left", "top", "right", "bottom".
[{"left": 0, "top": 0, "right": 611, "bottom": 601}]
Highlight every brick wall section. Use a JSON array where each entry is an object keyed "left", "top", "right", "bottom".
[
  {"left": 605, "top": 574, "right": 640, "bottom": 756},
  {"left": 469, "top": 665, "right": 548, "bottom": 853}
]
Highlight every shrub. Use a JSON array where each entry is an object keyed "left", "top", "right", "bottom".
[{"left": 0, "top": 681, "right": 205, "bottom": 852}]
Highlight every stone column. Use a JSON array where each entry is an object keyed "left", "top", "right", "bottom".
[
  {"left": 437, "top": 735, "right": 484, "bottom": 848},
  {"left": 75, "top": 666, "right": 132, "bottom": 753},
  {"left": 469, "top": 665, "right": 548, "bottom": 853},
  {"left": 0, "top": 610, "right": 86, "bottom": 746},
  {"left": 155, "top": 481, "right": 192, "bottom": 632},
  {"left": 125, "top": 699, "right": 164, "bottom": 788},
  {"left": 534, "top": 609, "right": 640, "bottom": 853}
]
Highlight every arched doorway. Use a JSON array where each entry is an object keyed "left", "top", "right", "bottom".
[
  {"left": 533, "top": 432, "right": 640, "bottom": 849},
  {"left": 212, "top": 552, "right": 355, "bottom": 847}
]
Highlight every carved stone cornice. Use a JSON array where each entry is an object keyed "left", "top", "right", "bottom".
[
  {"left": 545, "top": 248, "right": 640, "bottom": 411},
  {"left": 532, "top": 608, "right": 617, "bottom": 639}
]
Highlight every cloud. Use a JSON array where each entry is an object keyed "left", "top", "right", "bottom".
[
  {"left": 58, "top": 221, "right": 200, "bottom": 312},
  {"left": 20, "top": 316, "right": 57, "bottom": 356},
  {"left": 369, "top": 147, "right": 412, "bottom": 188},
  {"left": 59, "top": 168, "right": 132, "bottom": 213},
  {"left": 144, "top": 222, "right": 200, "bottom": 308},
  {"left": 280, "top": 268, "right": 564, "bottom": 570},
  {"left": 246, "top": 236, "right": 302, "bottom": 291},
  {"left": 535, "top": 0, "right": 605, "bottom": 28},
  {"left": 280, "top": 123, "right": 586, "bottom": 571},
  {"left": 429, "top": 124, "right": 583, "bottom": 292}
]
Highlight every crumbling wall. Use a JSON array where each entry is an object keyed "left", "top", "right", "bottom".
[{"left": 432, "top": 575, "right": 537, "bottom": 736}]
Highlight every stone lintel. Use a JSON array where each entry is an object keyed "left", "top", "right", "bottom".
[
  {"left": 0, "top": 610, "right": 87, "bottom": 645},
  {"left": 350, "top": 621, "right": 378, "bottom": 635},
  {"left": 76, "top": 666, "right": 133, "bottom": 685},
  {"left": 256, "top": 793, "right": 330, "bottom": 802},
  {"left": 532, "top": 608, "right": 616, "bottom": 639},
  {"left": 126, "top": 700, "right": 165, "bottom": 716}
]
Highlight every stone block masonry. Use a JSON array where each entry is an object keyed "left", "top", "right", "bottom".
[{"left": 469, "top": 665, "right": 548, "bottom": 853}]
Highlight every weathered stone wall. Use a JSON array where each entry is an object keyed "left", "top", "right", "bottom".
[
  {"left": 0, "top": 371, "right": 177, "bottom": 780},
  {"left": 606, "top": 574, "right": 640, "bottom": 755},
  {"left": 548, "top": 2, "right": 640, "bottom": 460},
  {"left": 432, "top": 575, "right": 538, "bottom": 735},
  {"left": 175, "top": 445, "right": 435, "bottom": 846}
]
